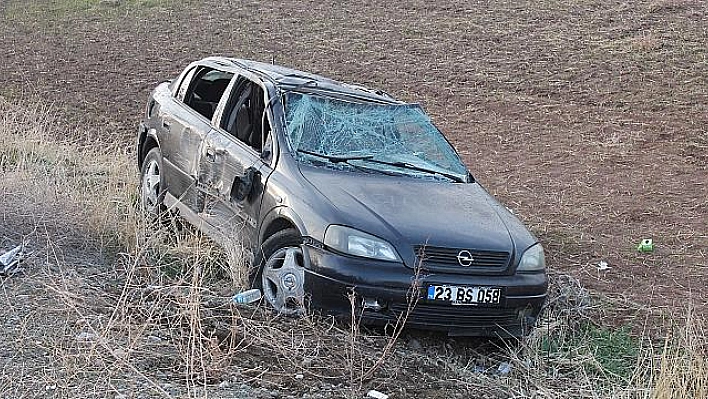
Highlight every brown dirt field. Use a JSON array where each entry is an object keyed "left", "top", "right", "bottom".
[{"left": 0, "top": 0, "right": 707, "bottom": 396}]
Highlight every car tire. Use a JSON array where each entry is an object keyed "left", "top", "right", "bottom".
[
  {"left": 140, "top": 147, "right": 167, "bottom": 220},
  {"left": 254, "top": 228, "right": 306, "bottom": 316}
]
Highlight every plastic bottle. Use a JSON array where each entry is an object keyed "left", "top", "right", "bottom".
[{"left": 232, "top": 288, "right": 262, "bottom": 304}]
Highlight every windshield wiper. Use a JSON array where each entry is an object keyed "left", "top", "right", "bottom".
[
  {"left": 296, "top": 149, "right": 373, "bottom": 163},
  {"left": 296, "top": 149, "right": 466, "bottom": 182},
  {"left": 359, "top": 158, "right": 468, "bottom": 183},
  {"left": 296, "top": 149, "right": 402, "bottom": 176}
]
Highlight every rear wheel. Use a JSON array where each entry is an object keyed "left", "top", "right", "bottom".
[
  {"left": 255, "top": 229, "right": 306, "bottom": 316},
  {"left": 140, "top": 147, "right": 166, "bottom": 219}
]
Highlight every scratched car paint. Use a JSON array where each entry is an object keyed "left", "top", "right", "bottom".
[{"left": 137, "top": 57, "right": 548, "bottom": 336}]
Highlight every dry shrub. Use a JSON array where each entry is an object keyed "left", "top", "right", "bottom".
[
  {"left": 108, "top": 234, "right": 414, "bottom": 396},
  {"left": 511, "top": 276, "right": 708, "bottom": 399},
  {"left": 637, "top": 308, "right": 708, "bottom": 399},
  {"left": 503, "top": 274, "right": 607, "bottom": 397},
  {"left": 0, "top": 96, "right": 137, "bottom": 254}
]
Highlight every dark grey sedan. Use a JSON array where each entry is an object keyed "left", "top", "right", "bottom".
[{"left": 137, "top": 57, "right": 548, "bottom": 337}]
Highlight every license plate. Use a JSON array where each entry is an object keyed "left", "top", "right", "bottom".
[{"left": 426, "top": 285, "right": 502, "bottom": 305}]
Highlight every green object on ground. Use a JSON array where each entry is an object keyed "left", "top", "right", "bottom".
[{"left": 637, "top": 238, "right": 654, "bottom": 253}]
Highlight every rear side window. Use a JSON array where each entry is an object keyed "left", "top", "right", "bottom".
[{"left": 182, "top": 67, "right": 234, "bottom": 120}]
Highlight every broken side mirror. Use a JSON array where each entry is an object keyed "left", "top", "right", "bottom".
[
  {"left": 231, "top": 166, "right": 257, "bottom": 203},
  {"left": 261, "top": 144, "right": 271, "bottom": 162},
  {"left": 261, "top": 118, "right": 273, "bottom": 163}
]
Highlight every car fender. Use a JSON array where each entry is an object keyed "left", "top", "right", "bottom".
[
  {"left": 259, "top": 205, "right": 308, "bottom": 244},
  {"left": 137, "top": 123, "right": 161, "bottom": 164},
  {"left": 137, "top": 122, "right": 148, "bottom": 167},
  {"left": 139, "top": 127, "right": 161, "bottom": 165}
]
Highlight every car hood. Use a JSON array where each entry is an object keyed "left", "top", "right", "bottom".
[{"left": 299, "top": 168, "right": 522, "bottom": 258}]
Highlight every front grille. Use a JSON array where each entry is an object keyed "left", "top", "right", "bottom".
[
  {"left": 381, "top": 303, "right": 520, "bottom": 329},
  {"left": 414, "top": 245, "right": 510, "bottom": 274}
]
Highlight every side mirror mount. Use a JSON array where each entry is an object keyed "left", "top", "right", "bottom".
[
  {"left": 231, "top": 166, "right": 257, "bottom": 203},
  {"left": 261, "top": 144, "right": 272, "bottom": 162}
]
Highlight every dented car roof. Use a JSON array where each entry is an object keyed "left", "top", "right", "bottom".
[{"left": 196, "top": 56, "right": 399, "bottom": 104}]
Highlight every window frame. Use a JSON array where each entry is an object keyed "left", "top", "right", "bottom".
[
  {"left": 216, "top": 75, "right": 275, "bottom": 159},
  {"left": 174, "top": 66, "right": 197, "bottom": 102}
]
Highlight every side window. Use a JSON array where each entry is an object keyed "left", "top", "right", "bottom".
[
  {"left": 220, "top": 78, "right": 272, "bottom": 154},
  {"left": 183, "top": 67, "right": 234, "bottom": 120}
]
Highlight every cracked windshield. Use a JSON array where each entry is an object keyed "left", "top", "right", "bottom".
[{"left": 284, "top": 92, "right": 469, "bottom": 181}]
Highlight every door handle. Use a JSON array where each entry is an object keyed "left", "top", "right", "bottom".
[
  {"left": 162, "top": 120, "right": 171, "bottom": 129},
  {"left": 205, "top": 148, "right": 225, "bottom": 162}
]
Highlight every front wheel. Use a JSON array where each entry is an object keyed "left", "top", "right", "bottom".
[{"left": 255, "top": 229, "right": 306, "bottom": 316}]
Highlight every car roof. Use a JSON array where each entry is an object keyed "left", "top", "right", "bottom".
[{"left": 199, "top": 56, "right": 400, "bottom": 104}]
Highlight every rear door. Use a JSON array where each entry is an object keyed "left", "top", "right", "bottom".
[
  {"left": 158, "top": 66, "right": 234, "bottom": 211},
  {"left": 196, "top": 76, "right": 275, "bottom": 247}
]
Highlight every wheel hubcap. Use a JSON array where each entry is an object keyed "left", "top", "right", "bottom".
[
  {"left": 142, "top": 159, "right": 160, "bottom": 211},
  {"left": 262, "top": 247, "right": 305, "bottom": 316}
]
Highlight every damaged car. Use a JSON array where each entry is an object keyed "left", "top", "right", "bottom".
[{"left": 137, "top": 57, "right": 548, "bottom": 337}]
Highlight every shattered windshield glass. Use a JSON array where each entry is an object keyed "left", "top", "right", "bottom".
[{"left": 283, "top": 92, "right": 468, "bottom": 181}]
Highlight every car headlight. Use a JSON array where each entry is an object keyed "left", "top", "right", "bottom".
[
  {"left": 517, "top": 243, "right": 546, "bottom": 272},
  {"left": 324, "top": 225, "right": 401, "bottom": 262}
]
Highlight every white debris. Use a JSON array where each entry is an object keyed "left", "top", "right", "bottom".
[
  {"left": 232, "top": 288, "right": 262, "bottom": 304},
  {"left": 0, "top": 244, "right": 25, "bottom": 275},
  {"left": 76, "top": 332, "right": 97, "bottom": 342},
  {"left": 497, "top": 361, "right": 512, "bottom": 375},
  {"left": 597, "top": 261, "right": 610, "bottom": 271},
  {"left": 112, "top": 348, "right": 128, "bottom": 359},
  {"left": 295, "top": 374, "right": 304, "bottom": 380},
  {"left": 367, "top": 390, "right": 389, "bottom": 399},
  {"left": 146, "top": 335, "right": 163, "bottom": 342}
]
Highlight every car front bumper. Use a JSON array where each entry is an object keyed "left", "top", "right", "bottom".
[{"left": 302, "top": 244, "right": 548, "bottom": 337}]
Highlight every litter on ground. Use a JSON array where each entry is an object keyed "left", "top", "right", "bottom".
[{"left": 0, "top": 244, "right": 25, "bottom": 276}]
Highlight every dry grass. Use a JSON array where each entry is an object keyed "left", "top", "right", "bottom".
[
  {"left": 502, "top": 275, "right": 708, "bottom": 399},
  {"left": 0, "top": 98, "right": 137, "bottom": 255},
  {"left": 641, "top": 309, "right": 708, "bottom": 399}
]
